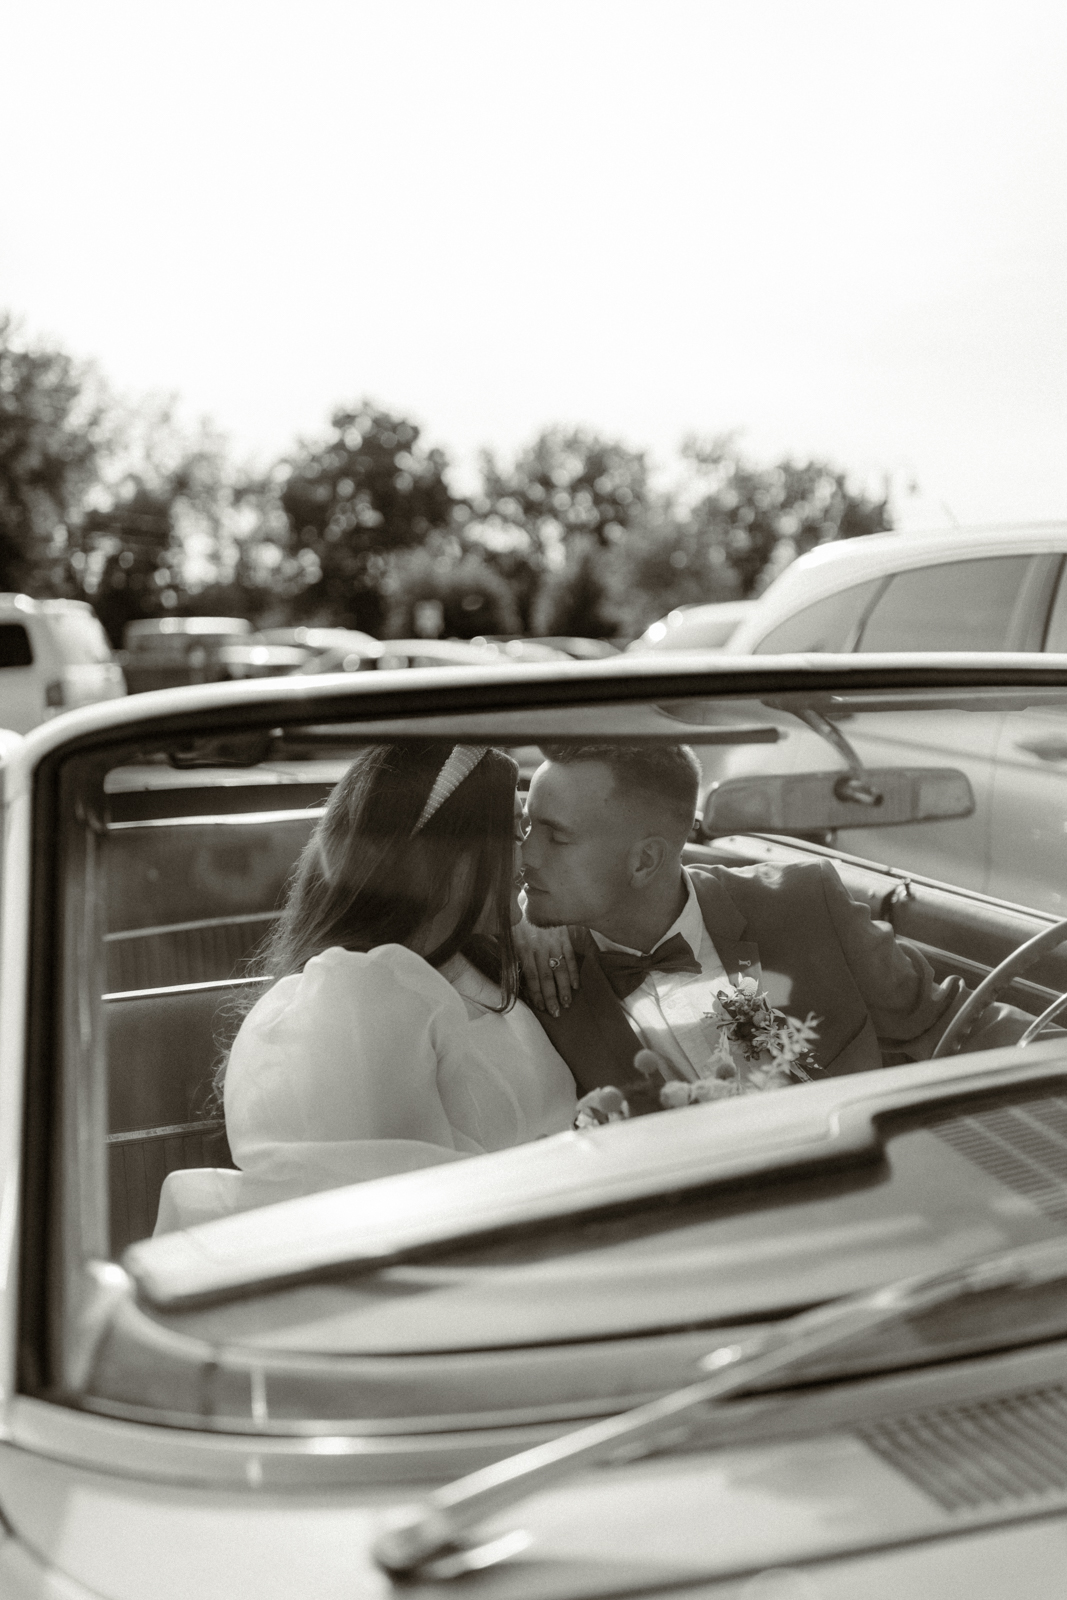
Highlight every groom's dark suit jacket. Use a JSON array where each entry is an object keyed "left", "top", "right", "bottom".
[{"left": 537, "top": 860, "right": 1025, "bottom": 1095}]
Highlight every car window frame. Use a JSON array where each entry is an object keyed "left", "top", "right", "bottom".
[
  {"left": 1038, "top": 555, "right": 1067, "bottom": 653},
  {"left": 749, "top": 577, "right": 888, "bottom": 656}
]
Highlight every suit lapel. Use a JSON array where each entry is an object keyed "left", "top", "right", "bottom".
[
  {"left": 689, "top": 871, "right": 761, "bottom": 989},
  {"left": 537, "top": 936, "right": 647, "bottom": 1093}
]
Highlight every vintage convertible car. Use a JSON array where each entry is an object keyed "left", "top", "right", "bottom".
[{"left": 4, "top": 653, "right": 1067, "bottom": 1597}]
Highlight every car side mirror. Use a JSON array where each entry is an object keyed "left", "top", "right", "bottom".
[{"left": 698, "top": 766, "right": 975, "bottom": 840}]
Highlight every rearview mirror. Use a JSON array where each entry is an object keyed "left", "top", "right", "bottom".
[{"left": 699, "top": 767, "right": 975, "bottom": 839}]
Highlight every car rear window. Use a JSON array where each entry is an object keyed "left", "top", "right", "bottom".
[
  {"left": 751, "top": 579, "right": 881, "bottom": 653},
  {"left": 856, "top": 555, "right": 1033, "bottom": 653},
  {"left": 0, "top": 622, "right": 33, "bottom": 668}
]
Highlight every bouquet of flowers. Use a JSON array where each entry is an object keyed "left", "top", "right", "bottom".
[{"left": 573, "top": 979, "right": 820, "bottom": 1127}]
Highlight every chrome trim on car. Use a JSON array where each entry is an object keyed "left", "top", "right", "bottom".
[
  {"left": 107, "top": 806, "right": 327, "bottom": 832},
  {"left": 104, "top": 975, "right": 269, "bottom": 1004},
  {"left": 13, "top": 1334, "right": 1067, "bottom": 1490},
  {"left": 104, "top": 912, "right": 279, "bottom": 944}
]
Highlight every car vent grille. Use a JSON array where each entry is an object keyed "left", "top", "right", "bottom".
[
  {"left": 857, "top": 1387, "right": 1067, "bottom": 1511},
  {"left": 929, "top": 1097, "right": 1067, "bottom": 1222}
]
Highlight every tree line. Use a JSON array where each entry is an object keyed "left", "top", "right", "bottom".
[{"left": 0, "top": 313, "right": 893, "bottom": 645}]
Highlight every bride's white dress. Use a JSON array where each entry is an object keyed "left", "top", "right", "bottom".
[{"left": 154, "top": 943, "right": 576, "bottom": 1233}]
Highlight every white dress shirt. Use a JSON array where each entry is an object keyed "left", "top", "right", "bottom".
[{"left": 590, "top": 870, "right": 739, "bottom": 1082}]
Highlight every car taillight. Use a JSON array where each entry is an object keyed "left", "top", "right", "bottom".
[{"left": 45, "top": 679, "right": 65, "bottom": 708}]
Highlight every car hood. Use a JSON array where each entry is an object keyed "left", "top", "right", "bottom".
[
  {"left": 4, "top": 1416, "right": 1067, "bottom": 1600},
  {"left": 128, "top": 1040, "right": 1067, "bottom": 1313}
]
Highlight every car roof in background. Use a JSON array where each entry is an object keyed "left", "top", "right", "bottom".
[
  {"left": 726, "top": 521, "right": 1067, "bottom": 648},
  {"left": 0, "top": 592, "right": 101, "bottom": 617},
  {"left": 124, "top": 615, "right": 253, "bottom": 642},
  {"left": 764, "top": 520, "right": 1067, "bottom": 588}
]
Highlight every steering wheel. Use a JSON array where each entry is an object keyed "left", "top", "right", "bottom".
[{"left": 932, "top": 916, "right": 1067, "bottom": 1057}]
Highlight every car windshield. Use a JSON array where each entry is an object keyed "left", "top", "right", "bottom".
[{"left": 30, "top": 669, "right": 1067, "bottom": 1449}]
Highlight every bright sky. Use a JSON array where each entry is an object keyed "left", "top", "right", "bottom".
[{"left": 3, "top": 0, "right": 1065, "bottom": 528}]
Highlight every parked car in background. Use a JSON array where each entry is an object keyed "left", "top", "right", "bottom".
[
  {"left": 726, "top": 522, "right": 1067, "bottom": 657},
  {"left": 485, "top": 635, "right": 621, "bottom": 661},
  {"left": 255, "top": 625, "right": 383, "bottom": 663},
  {"left": 295, "top": 636, "right": 569, "bottom": 675},
  {"left": 628, "top": 599, "right": 758, "bottom": 653},
  {"left": 0, "top": 593, "right": 125, "bottom": 732},
  {"left": 213, "top": 643, "right": 310, "bottom": 680},
  {"left": 700, "top": 525, "right": 1067, "bottom": 915},
  {"left": 121, "top": 616, "right": 255, "bottom": 693},
  {"left": 7, "top": 654, "right": 1067, "bottom": 1595}
]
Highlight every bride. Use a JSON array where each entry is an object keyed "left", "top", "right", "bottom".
[{"left": 154, "top": 742, "right": 577, "bottom": 1232}]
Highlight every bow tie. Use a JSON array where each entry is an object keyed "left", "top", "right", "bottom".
[{"left": 597, "top": 932, "right": 702, "bottom": 999}]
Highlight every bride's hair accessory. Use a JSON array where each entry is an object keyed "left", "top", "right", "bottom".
[{"left": 412, "top": 745, "right": 488, "bottom": 834}]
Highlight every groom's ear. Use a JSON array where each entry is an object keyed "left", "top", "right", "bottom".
[{"left": 628, "top": 834, "right": 669, "bottom": 887}]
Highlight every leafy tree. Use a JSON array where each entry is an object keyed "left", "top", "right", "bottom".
[
  {"left": 679, "top": 435, "right": 892, "bottom": 597},
  {"left": 77, "top": 484, "right": 176, "bottom": 644},
  {"left": 0, "top": 314, "right": 107, "bottom": 593},
  {"left": 71, "top": 408, "right": 247, "bottom": 644},
  {"left": 458, "top": 513, "right": 546, "bottom": 633},
  {"left": 531, "top": 535, "right": 619, "bottom": 638},
  {"left": 277, "top": 405, "right": 454, "bottom": 633},
  {"left": 607, "top": 488, "right": 734, "bottom": 630},
  {"left": 381, "top": 543, "right": 521, "bottom": 638},
  {"left": 608, "top": 438, "right": 893, "bottom": 638},
  {"left": 479, "top": 426, "right": 649, "bottom": 560}
]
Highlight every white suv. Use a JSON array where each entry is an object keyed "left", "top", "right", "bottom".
[
  {"left": 0, "top": 594, "right": 125, "bottom": 733},
  {"left": 704, "top": 524, "right": 1067, "bottom": 914},
  {"left": 727, "top": 522, "right": 1067, "bottom": 657}
]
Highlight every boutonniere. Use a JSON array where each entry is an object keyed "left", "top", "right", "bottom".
[{"left": 572, "top": 980, "right": 820, "bottom": 1126}]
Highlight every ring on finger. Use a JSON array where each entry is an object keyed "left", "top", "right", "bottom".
[{"left": 548, "top": 956, "right": 562, "bottom": 970}]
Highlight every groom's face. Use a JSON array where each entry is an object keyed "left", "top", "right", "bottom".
[{"left": 522, "top": 759, "right": 635, "bottom": 928}]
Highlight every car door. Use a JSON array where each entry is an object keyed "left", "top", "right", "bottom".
[
  {"left": 835, "top": 553, "right": 1056, "bottom": 891},
  {"left": 988, "top": 555, "right": 1067, "bottom": 912}
]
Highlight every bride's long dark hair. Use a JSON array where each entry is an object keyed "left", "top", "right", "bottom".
[{"left": 252, "top": 741, "right": 521, "bottom": 999}]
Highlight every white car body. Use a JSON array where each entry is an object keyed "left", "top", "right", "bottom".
[
  {"left": 693, "top": 526, "right": 1067, "bottom": 913},
  {"left": 727, "top": 522, "right": 1067, "bottom": 657},
  {"left": 5, "top": 660, "right": 1067, "bottom": 1597},
  {"left": 0, "top": 595, "right": 125, "bottom": 733}
]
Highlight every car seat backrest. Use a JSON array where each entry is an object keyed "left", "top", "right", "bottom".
[
  {"left": 105, "top": 912, "right": 279, "bottom": 992},
  {"left": 102, "top": 812, "right": 319, "bottom": 933},
  {"left": 105, "top": 977, "right": 268, "bottom": 1253},
  {"left": 105, "top": 978, "right": 267, "bottom": 1132}
]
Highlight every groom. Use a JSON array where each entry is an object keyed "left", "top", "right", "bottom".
[{"left": 520, "top": 743, "right": 1026, "bottom": 1099}]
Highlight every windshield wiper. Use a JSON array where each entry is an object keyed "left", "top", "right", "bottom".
[{"left": 373, "top": 1236, "right": 1067, "bottom": 1581}]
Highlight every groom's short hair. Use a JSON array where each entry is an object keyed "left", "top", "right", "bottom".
[{"left": 538, "top": 743, "right": 700, "bottom": 834}]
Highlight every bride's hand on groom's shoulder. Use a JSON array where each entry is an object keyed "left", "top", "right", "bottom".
[{"left": 514, "top": 918, "right": 580, "bottom": 1016}]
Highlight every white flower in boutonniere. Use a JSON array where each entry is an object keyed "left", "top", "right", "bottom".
[
  {"left": 571, "top": 986, "right": 822, "bottom": 1128},
  {"left": 655, "top": 982, "right": 821, "bottom": 1111},
  {"left": 706, "top": 979, "right": 820, "bottom": 1089}
]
